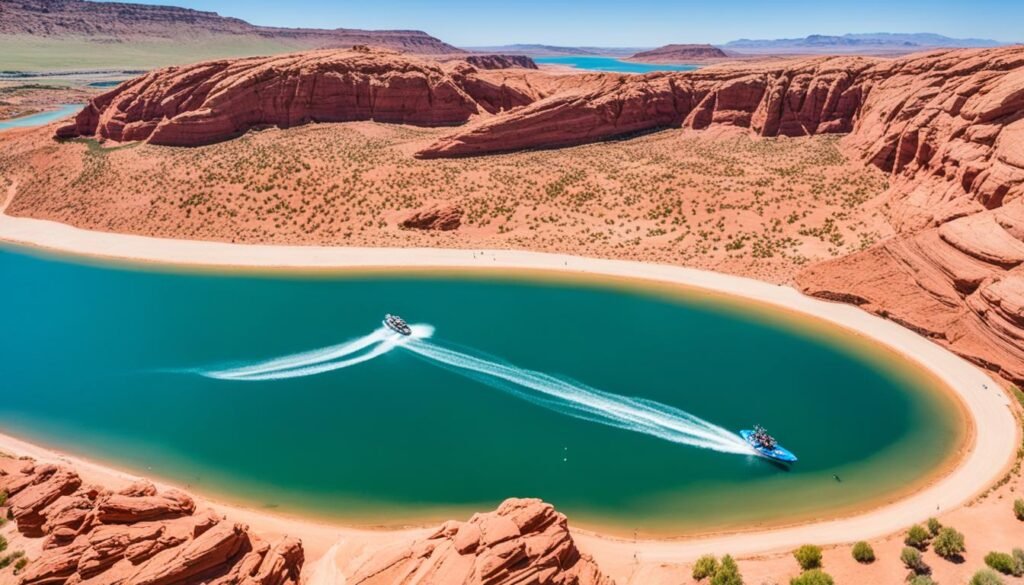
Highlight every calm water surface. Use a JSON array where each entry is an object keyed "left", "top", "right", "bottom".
[
  {"left": 535, "top": 56, "right": 699, "bottom": 73},
  {"left": 0, "top": 247, "right": 962, "bottom": 533},
  {"left": 0, "top": 104, "right": 81, "bottom": 131}
]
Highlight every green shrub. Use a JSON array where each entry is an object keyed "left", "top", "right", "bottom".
[
  {"left": 933, "top": 526, "right": 965, "bottom": 560},
  {"left": 711, "top": 554, "right": 743, "bottom": 585},
  {"left": 926, "top": 517, "right": 942, "bottom": 536},
  {"left": 0, "top": 551, "right": 23, "bottom": 569},
  {"left": 0, "top": 535, "right": 7, "bottom": 554},
  {"left": 908, "top": 577, "right": 936, "bottom": 585},
  {"left": 1013, "top": 549, "right": 1024, "bottom": 575},
  {"left": 901, "top": 547, "right": 927, "bottom": 574},
  {"left": 13, "top": 556, "right": 28, "bottom": 574},
  {"left": 905, "top": 524, "right": 931, "bottom": 549},
  {"left": 0, "top": 489, "right": 6, "bottom": 506},
  {"left": 793, "top": 545, "right": 823, "bottom": 570},
  {"left": 985, "top": 551, "right": 1021, "bottom": 576},
  {"left": 970, "top": 569, "right": 1005, "bottom": 585},
  {"left": 1014, "top": 498, "right": 1024, "bottom": 521},
  {"left": 693, "top": 555, "right": 719, "bottom": 581},
  {"left": 851, "top": 541, "right": 875, "bottom": 564},
  {"left": 789, "top": 569, "right": 833, "bottom": 585}
]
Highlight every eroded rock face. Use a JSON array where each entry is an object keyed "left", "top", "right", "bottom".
[
  {"left": 56, "top": 49, "right": 482, "bottom": 146},
  {"left": 464, "top": 55, "right": 539, "bottom": 70},
  {"left": 797, "top": 199, "right": 1024, "bottom": 383},
  {"left": 416, "top": 56, "right": 874, "bottom": 158},
  {"left": 0, "top": 464, "right": 303, "bottom": 585},
  {"left": 348, "top": 498, "right": 613, "bottom": 585},
  {"left": 400, "top": 204, "right": 463, "bottom": 230}
]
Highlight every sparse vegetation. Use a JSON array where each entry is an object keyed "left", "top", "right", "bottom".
[
  {"left": 901, "top": 547, "right": 928, "bottom": 575},
  {"left": 789, "top": 569, "right": 833, "bottom": 585},
  {"left": 793, "top": 545, "right": 823, "bottom": 571},
  {"left": 932, "top": 527, "right": 965, "bottom": 560},
  {"left": 970, "top": 569, "right": 1005, "bottom": 585},
  {"left": 693, "top": 554, "right": 720, "bottom": 581},
  {"left": 851, "top": 541, "right": 875, "bottom": 564},
  {"left": 1014, "top": 498, "right": 1024, "bottom": 521},
  {"left": 905, "top": 524, "right": 931, "bottom": 550},
  {"left": 926, "top": 517, "right": 942, "bottom": 536},
  {"left": 710, "top": 554, "right": 744, "bottom": 585},
  {"left": 984, "top": 551, "right": 1023, "bottom": 576}
]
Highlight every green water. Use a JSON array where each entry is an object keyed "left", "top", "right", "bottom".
[{"left": 0, "top": 246, "right": 962, "bottom": 533}]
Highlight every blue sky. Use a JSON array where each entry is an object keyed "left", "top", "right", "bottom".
[{"left": 128, "top": 0, "right": 1023, "bottom": 46}]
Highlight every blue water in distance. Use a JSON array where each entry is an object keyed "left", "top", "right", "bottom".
[
  {"left": 535, "top": 56, "right": 699, "bottom": 73},
  {"left": 0, "top": 104, "right": 81, "bottom": 131}
]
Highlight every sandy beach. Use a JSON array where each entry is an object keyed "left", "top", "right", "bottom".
[{"left": 0, "top": 209, "right": 1018, "bottom": 573}]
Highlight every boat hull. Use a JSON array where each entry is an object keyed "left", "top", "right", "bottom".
[{"left": 740, "top": 430, "right": 798, "bottom": 463}]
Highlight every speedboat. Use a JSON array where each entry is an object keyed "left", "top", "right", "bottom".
[
  {"left": 383, "top": 313, "right": 412, "bottom": 336},
  {"left": 740, "top": 425, "right": 797, "bottom": 463}
]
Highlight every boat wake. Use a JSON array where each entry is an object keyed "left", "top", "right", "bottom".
[{"left": 201, "top": 325, "right": 751, "bottom": 454}]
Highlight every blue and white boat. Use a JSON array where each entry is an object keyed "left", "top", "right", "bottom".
[{"left": 740, "top": 425, "right": 798, "bottom": 463}]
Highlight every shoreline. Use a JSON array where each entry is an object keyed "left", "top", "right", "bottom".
[{"left": 0, "top": 212, "right": 1018, "bottom": 563}]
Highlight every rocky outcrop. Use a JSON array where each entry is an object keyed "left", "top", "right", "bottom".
[
  {"left": 464, "top": 55, "right": 539, "bottom": 70},
  {"left": 56, "top": 49, "right": 482, "bottom": 146},
  {"left": 401, "top": 204, "right": 463, "bottom": 230},
  {"left": 417, "top": 56, "right": 872, "bottom": 158},
  {"left": 347, "top": 498, "right": 612, "bottom": 585},
  {"left": 629, "top": 44, "right": 729, "bottom": 63},
  {"left": 0, "top": 462, "right": 304, "bottom": 585},
  {"left": 797, "top": 199, "right": 1024, "bottom": 383},
  {"left": 842, "top": 48, "right": 1024, "bottom": 230}
]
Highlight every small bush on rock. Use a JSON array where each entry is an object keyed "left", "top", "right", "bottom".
[
  {"left": 927, "top": 517, "right": 942, "bottom": 536},
  {"left": 933, "top": 527, "right": 965, "bottom": 560},
  {"left": 711, "top": 555, "right": 744, "bottom": 585},
  {"left": 985, "top": 552, "right": 1021, "bottom": 576},
  {"left": 1014, "top": 498, "right": 1024, "bottom": 521},
  {"left": 901, "top": 547, "right": 928, "bottom": 574}
]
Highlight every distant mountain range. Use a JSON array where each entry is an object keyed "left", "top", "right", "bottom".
[
  {"left": 723, "top": 33, "right": 1005, "bottom": 53},
  {"left": 0, "top": 0, "right": 462, "bottom": 54}
]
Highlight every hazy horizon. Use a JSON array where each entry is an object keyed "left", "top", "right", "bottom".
[{"left": 93, "top": 0, "right": 1023, "bottom": 46}]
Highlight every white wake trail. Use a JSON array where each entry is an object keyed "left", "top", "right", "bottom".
[
  {"left": 199, "top": 324, "right": 749, "bottom": 454},
  {"left": 401, "top": 340, "right": 751, "bottom": 454},
  {"left": 203, "top": 325, "right": 433, "bottom": 381}
]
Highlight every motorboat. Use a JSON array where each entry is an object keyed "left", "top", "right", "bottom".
[
  {"left": 740, "top": 425, "right": 797, "bottom": 463},
  {"left": 383, "top": 313, "right": 412, "bottom": 336}
]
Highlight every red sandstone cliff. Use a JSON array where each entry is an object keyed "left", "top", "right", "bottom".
[
  {"left": 0, "top": 460, "right": 303, "bottom": 585},
  {"left": 56, "top": 49, "right": 483, "bottom": 146},
  {"left": 347, "top": 498, "right": 612, "bottom": 585}
]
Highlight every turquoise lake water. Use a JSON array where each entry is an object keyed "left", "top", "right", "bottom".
[
  {"left": 0, "top": 104, "right": 81, "bottom": 131},
  {"left": 0, "top": 247, "right": 963, "bottom": 533},
  {"left": 534, "top": 56, "right": 699, "bottom": 73}
]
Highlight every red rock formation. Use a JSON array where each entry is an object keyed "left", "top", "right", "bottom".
[
  {"left": 401, "top": 204, "right": 463, "bottom": 230},
  {"left": 56, "top": 49, "right": 482, "bottom": 146},
  {"left": 0, "top": 463, "right": 303, "bottom": 585},
  {"left": 629, "top": 44, "right": 729, "bottom": 63},
  {"left": 417, "top": 56, "right": 874, "bottom": 158},
  {"left": 464, "top": 55, "right": 539, "bottom": 70},
  {"left": 797, "top": 199, "right": 1024, "bottom": 383},
  {"left": 347, "top": 498, "right": 612, "bottom": 585}
]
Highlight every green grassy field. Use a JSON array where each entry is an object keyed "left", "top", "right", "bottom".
[{"left": 0, "top": 36, "right": 309, "bottom": 71}]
